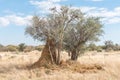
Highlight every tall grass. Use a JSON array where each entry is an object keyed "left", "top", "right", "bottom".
[{"left": 0, "top": 51, "right": 120, "bottom": 80}]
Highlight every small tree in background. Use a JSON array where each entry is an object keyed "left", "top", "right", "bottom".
[
  {"left": 18, "top": 43, "right": 26, "bottom": 52},
  {"left": 104, "top": 40, "right": 114, "bottom": 51},
  {"left": 104, "top": 41, "right": 120, "bottom": 51},
  {"left": 113, "top": 43, "right": 120, "bottom": 51}
]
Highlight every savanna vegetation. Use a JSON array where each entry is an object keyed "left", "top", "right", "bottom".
[
  {"left": 1, "top": 6, "right": 120, "bottom": 80},
  {"left": 25, "top": 6, "right": 103, "bottom": 67},
  {"left": 0, "top": 43, "right": 44, "bottom": 52},
  {"left": 1, "top": 6, "right": 120, "bottom": 67}
]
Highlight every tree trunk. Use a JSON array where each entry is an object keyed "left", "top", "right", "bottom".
[
  {"left": 31, "top": 38, "right": 57, "bottom": 68},
  {"left": 71, "top": 50, "right": 78, "bottom": 61},
  {"left": 57, "top": 48, "right": 60, "bottom": 64},
  {"left": 68, "top": 51, "right": 71, "bottom": 56},
  {"left": 57, "top": 42, "right": 62, "bottom": 65}
]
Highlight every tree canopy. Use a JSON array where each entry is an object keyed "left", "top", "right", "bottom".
[
  {"left": 64, "top": 15, "right": 103, "bottom": 60},
  {"left": 25, "top": 6, "right": 103, "bottom": 66}
]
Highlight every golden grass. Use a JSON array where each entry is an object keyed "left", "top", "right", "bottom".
[{"left": 0, "top": 51, "right": 120, "bottom": 80}]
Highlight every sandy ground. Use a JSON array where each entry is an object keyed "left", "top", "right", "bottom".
[{"left": 0, "top": 51, "right": 120, "bottom": 80}]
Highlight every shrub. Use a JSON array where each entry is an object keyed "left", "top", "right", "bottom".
[
  {"left": 0, "top": 44, "right": 4, "bottom": 52},
  {"left": 35, "top": 45, "right": 44, "bottom": 51},
  {"left": 18, "top": 43, "right": 26, "bottom": 52},
  {"left": 88, "top": 43, "right": 97, "bottom": 51},
  {"left": 6, "top": 45, "right": 18, "bottom": 52},
  {"left": 24, "top": 46, "right": 35, "bottom": 52}
]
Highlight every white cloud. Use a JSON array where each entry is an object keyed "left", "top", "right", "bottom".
[
  {"left": 1, "top": 0, "right": 120, "bottom": 27},
  {"left": 3, "top": 10, "right": 25, "bottom": 16},
  {"left": 0, "top": 15, "right": 32, "bottom": 27},
  {"left": 0, "top": 17, "right": 10, "bottom": 26},
  {"left": 1, "top": 0, "right": 65, "bottom": 27},
  {"left": 30, "top": 0, "right": 65, "bottom": 13},
  {"left": 79, "top": 6, "right": 120, "bottom": 24},
  {"left": 30, "top": 0, "right": 120, "bottom": 24},
  {"left": 79, "top": 6, "right": 97, "bottom": 13},
  {"left": 5, "top": 15, "right": 32, "bottom": 26},
  {"left": 107, "top": 17, "right": 120, "bottom": 24},
  {"left": 114, "top": 7, "right": 120, "bottom": 11}
]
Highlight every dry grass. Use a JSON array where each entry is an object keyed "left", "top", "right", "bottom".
[{"left": 0, "top": 51, "right": 120, "bottom": 80}]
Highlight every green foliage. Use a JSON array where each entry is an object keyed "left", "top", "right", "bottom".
[
  {"left": 25, "top": 6, "right": 103, "bottom": 61},
  {"left": 104, "top": 40, "right": 114, "bottom": 51},
  {"left": 64, "top": 14, "right": 103, "bottom": 60},
  {"left": 18, "top": 43, "right": 26, "bottom": 52},
  {"left": 104, "top": 41, "right": 120, "bottom": 51},
  {"left": 96, "top": 46, "right": 103, "bottom": 52},
  {"left": 113, "top": 44, "right": 120, "bottom": 51},
  {"left": 88, "top": 43, "right": 97, "bottom": 51},
  {"left": 6, "top": 45, "right": 18, "bottom": 52}
]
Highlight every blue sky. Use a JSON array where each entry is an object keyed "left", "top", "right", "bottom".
[{"left": 0, "top": 0, "right": 120, "bottom": 45}]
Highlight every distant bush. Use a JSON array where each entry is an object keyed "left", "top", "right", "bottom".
[
  {"left": 0, "top": 44, "right": 45, "bottom": 52},
  {"left": 0, "top": 44, "right": 4, "bottom": 52},
  {"left": 97, "top": 48, "right": 102, "bottom": 52},
  {"left": 5, "top": 45, "right": 18, "bottom": 52},
  {"left": 95, "top": 46, "right": 102, "bottom": 52},
  {"left": 104, "top": 41, "right": 120, "bottom": 52},
  {"left": 35, "top": 45, "right": 44, "bottom": 51},
  {"left": 87, "top": 43, "right": 97, "bottom": 51},
  {"left": 113, "top": 44, "right": 120, "bottom": 51},
  {"left": 24, "top": 46, "right": 35, "bottom": 52},
  {"left": 18, "top": 43, "right": 26, "bottom": 52}
]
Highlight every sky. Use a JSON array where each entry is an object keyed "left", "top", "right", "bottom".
[{"left": 0, "top": 0, "right": 120, "bottom": 46}]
